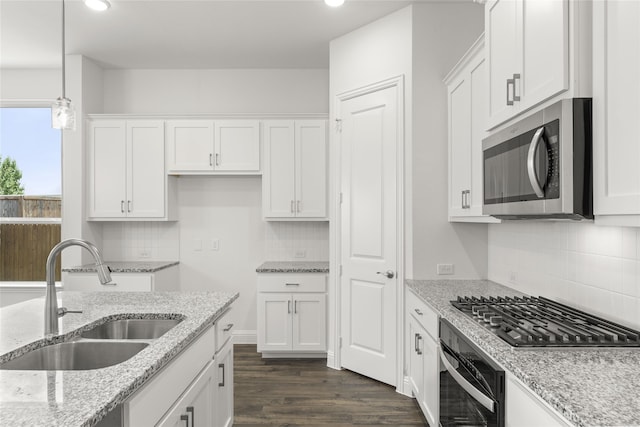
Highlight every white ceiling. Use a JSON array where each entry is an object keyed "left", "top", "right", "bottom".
[{"left": 0, "top": 0, "right": 450, "bottom": 70}]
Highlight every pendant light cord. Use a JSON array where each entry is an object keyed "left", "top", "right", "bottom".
[{"left": 61, "top": 0, "right": 66, "bottom": 98}]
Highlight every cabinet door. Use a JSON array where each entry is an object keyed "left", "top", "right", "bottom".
[
  {"left": 520, "top": 0, "right": 568, "bottom": 110},
  {"left": 262, "top": 121, "right": 296, "bottom": 218},
  {"left": 593, "top": 0, "right": 640, "bottom": 218},
  {"left": 421, "top": 333, "right": 439, "bottom": 427},
  {"left": 295, "top": 120, "right": 327, "bottom": 218},
  {"left": 292, "top": 293, "right": 326, "bottom": 351},
  {"left": 214, "top": 120, "right": 260, "bottom": 172},
  {"left": 505, "top": 373, "right": 571, "bottom": 427},
  {"left": 468, "top": 57, "right": 489, "bottom": 217},
  {"left": 88, "top": 120, "right": 127, "bottom": 218},
  {"left": 257, "top": 293, "right": 292, "bottom": 351},
  {"left": 448, "top": 75, "right": 472, "bottom": 218},
  {"left": 156, "top": 360, "right": 215, "bottom": 427},
  {"left": 214, "top": 341, "right": 234, "bottom": 427},
  {"left": 407, "top": 315, "right": 425, "bottom": 402},
  {"left": 486, "top": 0, "right": 521, "bottom": 127},
  {"left": 127, "top": 120, "right": 166, "bottom": 218},
  {"left": 166, "top": 120, "right": 214, "bottom": 172}
]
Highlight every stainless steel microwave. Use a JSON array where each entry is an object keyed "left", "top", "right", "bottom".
[{"left": 482, "top": 98, "right": 592, "bottom": 220}]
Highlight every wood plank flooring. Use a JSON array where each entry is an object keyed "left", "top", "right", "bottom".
[{"left": 234, "top": 344, "right": 428, "bottom": 426}]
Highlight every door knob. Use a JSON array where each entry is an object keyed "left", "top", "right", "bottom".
[{"left": 376, "top": 270, "right": 395, "bottom": 279}]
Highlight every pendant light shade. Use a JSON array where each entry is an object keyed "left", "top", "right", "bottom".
[
  {"left": 52, "top": 97, "right": 76, "bottom": 130},
  {"left": 52, "top": 0, "right": 76, "bottom": 130}
]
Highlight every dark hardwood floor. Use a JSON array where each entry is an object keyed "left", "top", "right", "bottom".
[{"left": 234, "top": 344, "right": 428, "bottom": 426}]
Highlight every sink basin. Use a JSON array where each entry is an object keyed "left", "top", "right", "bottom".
[
  {"left": 81, "top": 318, "right": 182, "bottom": 340},
  {"left": 0, "top": 341, "right": 149, "bottom": 371}
]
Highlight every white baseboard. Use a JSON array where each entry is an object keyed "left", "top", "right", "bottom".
[
  {"left": 400, "top": 375, "right": 414, "bottom": 398},
  {"left": 232, "top": 330, "right": 257, "bottom": 344},
  {"left": 326, "top": 350, "right": 341, "bottom": 370},
  {"left": 260, "top": 352, "right": 327, "bottom": 359}
]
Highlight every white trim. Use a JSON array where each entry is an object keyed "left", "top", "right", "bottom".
[
  {"left": 231, "top": 330, "right": 257, "bottom": 345},
  {"left": 0, "top": 217, "right": 61, "bottom": 224},
  {"left": 87, "top": 113, "right": 329, "bottom": 121},
  {"left": 0, "top": 100, "right": 54, "bottom": 108},
  {"left": 260, "top": 352, "right": 327, "bottom": 359},
  {"left": 331, "top": 75, "right": 406, "bottom": 390},
  {"left": 400, "top": 375, "right": 414, "bottom": 398}
]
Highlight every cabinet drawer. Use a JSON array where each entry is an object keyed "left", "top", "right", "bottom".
[
  {"left": 257, "top": 273, "right": 326, "bottom": 293},
  {"left": 406, "top": 288, "right": 438, "bottom": 340},
  {"left": 215, "top": 308, "right": 234, "bottom": 352},
  {"left": 64, "top": 273, "right": 152, "bottom": 292}
]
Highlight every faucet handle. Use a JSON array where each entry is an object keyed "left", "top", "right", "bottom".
[{"left": 57, "top": 307, "right": 83, "bottom": 317}]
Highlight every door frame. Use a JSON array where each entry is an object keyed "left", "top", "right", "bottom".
[{"left": 329, "top": 75, "right": 406, "bottom": 393}]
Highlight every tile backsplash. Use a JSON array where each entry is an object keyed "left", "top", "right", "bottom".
[
  {"left": 102, "top": 222, "right": 180, "bottom": 261},
  {"left": 488, "top": 221, "right": 640, "bottom": 330},
  {"left": 264, "top": 221, "right": 330, "bottom": 261}
]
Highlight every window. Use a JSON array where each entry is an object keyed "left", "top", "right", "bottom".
[{"left": 0, "top": 107, "right": 62, "bottom": 282}]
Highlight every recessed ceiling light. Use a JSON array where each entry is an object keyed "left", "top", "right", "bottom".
[
  {"left": 84, "top": 0, "right": 111, "bottom": 12},
  {"left": 325, "top": 0, "right": 345, "bottom": 7}
]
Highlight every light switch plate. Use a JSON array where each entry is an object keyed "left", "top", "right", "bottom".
[{"left": 437, "top": 263, "right": 454, "bottom": 275}]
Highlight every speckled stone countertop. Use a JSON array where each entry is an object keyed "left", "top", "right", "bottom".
[
  {"left": 0, "top": 290, "right": 238, "bottom": 427},
  {"left": 407, "top": 279, "right": 640, "bottom": 427},
  {"left": 62, "top": 261, "right": 179, "bottom": 273},
  {"left": 256, "top": 261, "right": 329, "bottom": 273}
]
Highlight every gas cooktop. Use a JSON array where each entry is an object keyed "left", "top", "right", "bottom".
[{"left": 451, "top": 296, "right": 640, "bottom": 348}]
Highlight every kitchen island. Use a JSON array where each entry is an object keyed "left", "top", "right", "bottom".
[
  {"left": 0, "top": 290, "right": 238, "bottom": 427},
  {"left": 407, "top": 279, "right": 640, "bottom": 427}
]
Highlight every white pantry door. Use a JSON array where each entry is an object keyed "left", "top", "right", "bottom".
[{"left": 339, "top": 85, "right": 398, "bottom": 387}]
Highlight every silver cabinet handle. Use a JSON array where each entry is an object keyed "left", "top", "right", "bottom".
[
  {"left": 216, "top": 153, "right": 220, "bottom": 166},
  {"left": 288, "top": 300, "right": 291, "bottom": 313},
  {"left": 120, "top": 200, "right": 125, "bottom": 213},
  {"left": 218, "top": 363, "right": 225, "bottom": 387},
  {"left": 285, "top": 283, "right": 300, "bottom": 286},
  {"left": 513, "top": 73, "right": 521, "bottom": 102},
  {"left": 223, "top": 323, "right": 234, "bottom": 332},
  {"left": 294, "top": 300, "right": 298, "bottom": 314},
  {"left": 209, "top": 153, "right": 213, "bottom": 166},
  {"left": 415, "top": 333, "right": 422, "bottom": 355},
  {"left": 290, "top": 200, "right": 295, "bottom": 213},
  {"left": 527, "top": 127, "right": 547, "bottom": 198},
  {"left": 127, "top": 200, "right": 131, "bottom": 213},
  {"left": 506, "top": 77, "right": 515, "bottom": 106},
  {"left": 414, "top": 308, "right": 423, "bottom": 316},
  {"left": 296, "top": 200, "right": 301, "bottom": 213},
  {"left": 186, "top": 406, "right": 194, "bottom": 427},
  {"left": 439, "top": 346, "right": 495, "bottom": 412},
  {"left": 376, "top": 270, "right": 395, "bottom": 279},
  {"left": 180, "top": 414, "right": 189, "bottom": 427},
  {"left": 461, "top": 190, "right": 465, "bottom": 209}
]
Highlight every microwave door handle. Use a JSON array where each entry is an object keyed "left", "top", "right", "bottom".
[
  {"left": 527, "top": 127, "right": 546, "bottom": 198},
  {"left": 438, "top": 346, "right": 495, "bottom": 413}
]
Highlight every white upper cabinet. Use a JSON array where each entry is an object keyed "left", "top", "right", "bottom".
[
  {"left": 166, "top": 120, "right": 260, "bottom": 174},
  {"left": 593, "top": 0, "right": 640, "bottom": 225},
  {"left": 262, "top": 120, "right": 328, "bottom": 220},
  {"left": 445, "top": 36, "right": 499, "bottom": 223},
  {"left": 88, "top": 120, "right": 176, "bottom": 221},
  {"left": 486, "top": 0, "right": 589, "bottom": 130}
]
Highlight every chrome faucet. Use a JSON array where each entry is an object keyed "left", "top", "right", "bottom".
[{"left": 45, "top": 238, "right": 113, "bottom": 336}]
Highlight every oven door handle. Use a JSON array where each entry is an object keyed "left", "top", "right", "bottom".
[
  {"left": 527, "top": 126, "right": 547, "bottom": 198},
  {"left": 438, "top": 346, "right": 495, "bottom": 413}
]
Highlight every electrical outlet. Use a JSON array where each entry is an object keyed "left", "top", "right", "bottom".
[
  {"left": 437, "top": 263, "right": 454, "bottom": 275},
  {"left": 139, "top": 250, "right": 150, "bottom": 259},
  {"left": 294, "top": 249, "right": 307, "bottom": 258}
]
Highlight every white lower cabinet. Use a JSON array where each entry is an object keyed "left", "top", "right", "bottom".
[
  {"left": 124, "top": 312, "right": 234, "bottom": 427},
  {"left": 257, "top": 273, "right": 327, "bottom": 356},
  {"left": 505, "top": 373, "right": 571, "bottom": 427},
  {"left": 405, "top": 288, "right": 439, "bottom": 426}
]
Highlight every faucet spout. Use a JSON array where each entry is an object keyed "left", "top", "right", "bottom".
[{"left": 45, "top": 238, "right": 112, "bottom": 336}]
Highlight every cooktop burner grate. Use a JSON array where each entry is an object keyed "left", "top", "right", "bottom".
[{"left": 451, "top": 296, "right": 640, "bottom": 347}]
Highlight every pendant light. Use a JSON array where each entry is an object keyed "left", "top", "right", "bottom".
[
  {"left": 52, "top": 0, "right": 76, "bottom": 130},
  {"left": 325, "top": 0, "right": 345, "bottom": 7},
  {"left": 84, "top": 0, "right": 111, "bottom": 12}
]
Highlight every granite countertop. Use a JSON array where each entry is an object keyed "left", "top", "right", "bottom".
[
  {"left": 62, "top": 261, "right": 179, "bottom": 273},
  {"left": 0, "top": 290, "right": 238, "bottom": 427},
  {"left": 406, "top": 279, "right": 640, "bottom": 427},
  {"left": 256, "top": 261, "right": 329, "bottom": 273}
]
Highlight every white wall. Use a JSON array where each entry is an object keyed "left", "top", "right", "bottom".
[
  {"left": 488, "top": 221, "right": 640, "bottom": 330},
  {"left": 100, "top": 68, "right": 330, "bottom": 337},
  {"left": 0, "top": 69, "right": 60, "bottom": 101}
]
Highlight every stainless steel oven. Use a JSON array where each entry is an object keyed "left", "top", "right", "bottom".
[
  {"left": 482, "top": 98, "right": 592, "bottom": 220},
  {"left": 439, "top": 319, "right": 504, "bottom": 427}
]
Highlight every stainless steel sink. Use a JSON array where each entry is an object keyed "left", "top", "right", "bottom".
[
  {"left": 0, "top": 341, "right": 149, "bottom": 371},
  {"left": 80, "top": 318, "right": 182, "bottom": 340}
]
